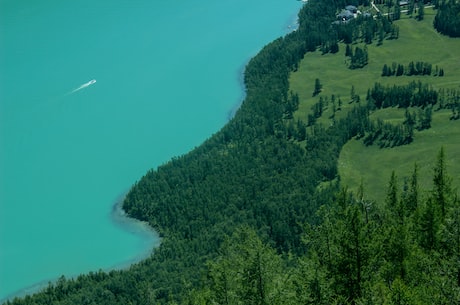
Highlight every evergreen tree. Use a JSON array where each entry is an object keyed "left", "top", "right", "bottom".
[
  {"left": 417, "top": 197, "right": 440, "bottom": 251},
  {"left": 382, "top": 64, "right": 390, "bottom": 76},
  {"left": 207, "top": 227, "right": 291, "bottom": 305},
  {"left": 396, "top": 63, "right": 404, "bottom": 76},
  {"left": 345, "top": 44, "right": 353, "bottom": 57},
  {"left": 386, "top": 171, "right": 399, "bottom": 214},
  {"left": 407, "top": 0, "right": 415, "bottom": 16},
  {"left": 313, "top": 78, "right": 322, "bottom": 96},
  {"left": 417, "top": 2, "right": 424, "bottom": 20},
  {"left": 416, "top": 106, "right": 432, "bottom": 130},
  {"left": 393, "top": 1, "right": 401, "bottom": 20},
  {"left": 406, "top": 163, "right": 419, "bottom": 213},
  {"left": 349, "top": 46, "right": 369, "bottom": 69},
  {"left": 330, "top": 41, "right": 339, "bottom": 53},
  {"left": 296, "top": 119, "right": 307, "bottom": 141},
  {"left": 432, "top": 147, "right": 452, "bottom": 220}
]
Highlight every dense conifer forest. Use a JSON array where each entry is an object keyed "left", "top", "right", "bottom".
[
  {"left": 5, "top": 0, "right": 460, "bottom": 304},
  {"left": 434, "top": 0, "right": 460, "bottom": 37}
]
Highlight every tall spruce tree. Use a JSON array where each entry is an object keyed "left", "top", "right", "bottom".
[{"left": 432, "top": 147, "right": 452, "bottom": 220}]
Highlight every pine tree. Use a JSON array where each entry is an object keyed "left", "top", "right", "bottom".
[
  {"left": 382, "top": 64, "right": 390, "bottom": 76},
  {"left": 396, "top": 64, "right": 404, "bottom": 76},
  {"left": 313, "top": 78, "right": 322, "bottom": 96},
  {"left": 330, "top": 41, "right": 339, "bottom": 53},
  {"left": 408, "top": 0, "right": 415, "bottom": 16},
  {"left": 386, "top": 171, "right": 399, "bottom": 215},
  {"left": 378, "top": 27, "right": 385, "bottom": 45},
  {"left": 208, "top": 227, "right": 289, "bottom": 305},
  {"left": 393, "top": 1, "right": 401, "bottom": 20},
  {"left": 417, "top": 3, "right": 425, "bottom": 20},
  {"left": 416, "top": 197, "right": 439, "bottom": 251},
  {"left": 296, "top": 119, "right": 307, "bottom": 141},
  {"left": 432, "top": 147, "right": 452, "bottom": 220},
  {"left": 345, "top": 44, "right": 353, "bottom": 57},
  {"left": 406, "top": 163, "right": 419, "bottom": 213}
]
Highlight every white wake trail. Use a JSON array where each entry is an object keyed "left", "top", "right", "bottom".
[{"left": 68, "top": 79, "right": 97, "bottom": 94}]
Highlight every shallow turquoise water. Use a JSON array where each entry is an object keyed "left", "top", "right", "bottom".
[{"left": 0, "top": 0, "right": 301, "bottom": 300}]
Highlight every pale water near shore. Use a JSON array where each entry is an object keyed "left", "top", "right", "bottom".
[{"left": 0, "top": 0, "right": 301, "bottom": 300}]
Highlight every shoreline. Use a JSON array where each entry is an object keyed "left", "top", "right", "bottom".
[
  {"left": 1, "top": 5, "right": 303, "bottom": 304},
  {"left": 227, "top": 12, "right": 300, "bottom": 121},
  {"left": 110, "top": 193, "right": 161, "bottom": 262},
  {"left": 1, "top": 196, "right": 160, "bottom": 304}
]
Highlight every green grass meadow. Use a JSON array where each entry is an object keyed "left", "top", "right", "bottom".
[{"left": 289, "top": 8, "right": 460, "bottom": 203}]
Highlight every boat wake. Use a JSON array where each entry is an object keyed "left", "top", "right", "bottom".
[{"left": 68, "top": 79, "right": 97, "bottom": 94}]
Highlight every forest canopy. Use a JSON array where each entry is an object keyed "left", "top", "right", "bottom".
[{"left": 434, "top": 0, "right": 460, "bottom": 37}]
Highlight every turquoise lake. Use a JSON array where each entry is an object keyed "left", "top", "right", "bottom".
[{"left": 0, "top": 0, "right": 301, "bottom": 300}]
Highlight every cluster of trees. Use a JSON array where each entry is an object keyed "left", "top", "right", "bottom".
[
  {"left": 434, "top": 0, "right": 460, "bottom": 37},
  {"left": 438, "top": 88, "right": 460, "bottom": 120},
  {"left": 347, "top": 0, "right": 371, "bottom": 6},
  {"left": 180, "top": 149, "right": 460, "bottom": 305},
  {"left": 298, "top": 0, "right": 339, "bottom": 52},
  {"left": 335, "top": 13, "right": 399, "bottom": 46},
  {"left": 315, "top": 3, "right": 401, "bottom": 54},
  {"left": 304, "top": 80, "right": 450, "bottom": 151},
  {"left": 305, "top": 82, "right": 440, "bottom": 150},
  {"left": 296, "top": 148, "right": 460, "bottom": 304},
  {"left": 346, "top": 45, "right": 369, "bottom": 69},
  {"left": 439, "top": 87, "right": 460, "bottom": 107},
  {"left": 450, "top": 103, "right": 460, "bottom": 120},
  {"left": 285, "top": 118, "right": 307, "bottom": 142},
  {"left": 283, "top": 91, "right": 300, "bottom": 119},
  {"left": 309, "top": 99, "right": 324, "bottom": 124},
  {"left": 362, "top": 106, "right": 432, "bottom": 148},
  {"left": 381, "top": 61, "right": 445, "bottom": 77},
  {"left": 371, "top": 0, "right": 403, "bottom": 21},
  {"left": 367, "top": 81, "right": 438, "bottom": 109},
  {"left": 374, "top": 0, "right": 426, "bottom": 20},
  {"left": 307, "top": 93, "right": 345, "bottom": 125},
  {"left": 405, "top": 106, "right": 433, "bottom": 131},
  {"left": 320, "top": 39, "right": 339, "bottom": 54},
  {"left": 362, "top": 116, "right": 415, "bottom": 147},
  {"left": 354, "top": 81, "right": 439, "bottom": 147}
]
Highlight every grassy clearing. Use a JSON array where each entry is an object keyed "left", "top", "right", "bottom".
[
  {"left": 289, "top": 8, "right": 460, "bottom": 203},
  {"left": 339, "top": 111, "right": 460, "bottom": 202}
]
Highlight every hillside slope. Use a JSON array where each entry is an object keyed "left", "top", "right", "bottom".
[{"left": 289, "top": 8, "right": 460, "bottom": 202}]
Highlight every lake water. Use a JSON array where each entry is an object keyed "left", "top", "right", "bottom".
[{"left": 0, "top": 0, "right": 301, "bottom": 300}]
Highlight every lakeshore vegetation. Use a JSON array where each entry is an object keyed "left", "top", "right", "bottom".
[{"left": 5, "top": 0, "right": 460, "bottom": 304}]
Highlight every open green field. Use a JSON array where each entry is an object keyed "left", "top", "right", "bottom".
[{"left": 289, "top": 8, "right": 460, "bottom": 203}]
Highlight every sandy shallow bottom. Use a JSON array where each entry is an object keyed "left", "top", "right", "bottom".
[{"left": 1, "top": 198, "right": 160, "bottom": 303}]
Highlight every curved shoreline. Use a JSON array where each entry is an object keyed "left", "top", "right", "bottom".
[
  {"left": 227, "top": 14, "right": 299, "bottom": 121},
  {"left": 1, "top": 196, "right": 160, "bottom": 303},
  {"left": 110, "top": 194, "right": 161, "bottom": 264},
  {"left": 1, "top": 5, "right": 303, "bottom": 304}
]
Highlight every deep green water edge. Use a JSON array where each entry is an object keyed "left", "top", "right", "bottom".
[{"left": 0, "top": 0, "right": 301, "bottom": 301}]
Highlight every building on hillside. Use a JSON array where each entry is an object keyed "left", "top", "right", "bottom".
[
  {"left": 337, "top": 9, "right": 355, "bottom": 21},
  {"left": 345, "top": 5, "right": 358, "bottom": 13}
]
